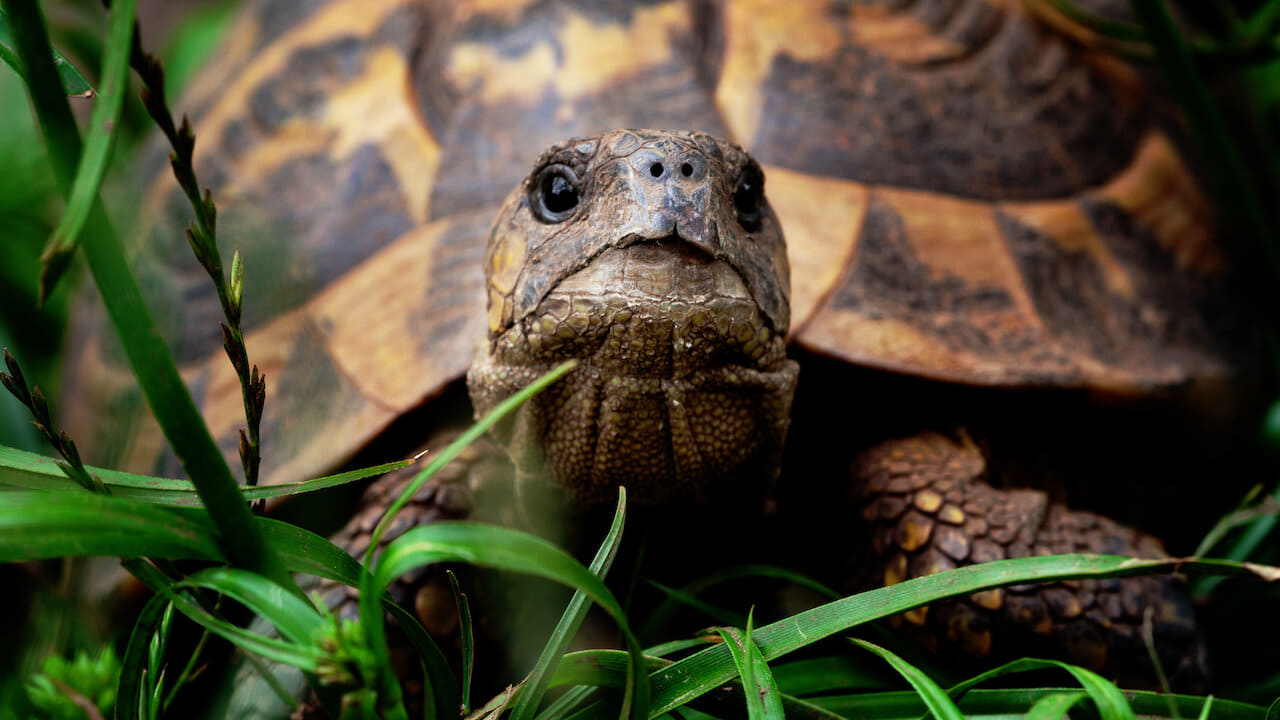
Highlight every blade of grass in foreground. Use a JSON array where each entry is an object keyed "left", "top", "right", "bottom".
[
  {"left": 848, "top": 639, "right": 962, "bottom": 720},
  {"left": 0, "top": 0, "right": 295, "bottom": 593},
  {"left": 944, "top": 657, "right": 1135, "bottom": 720},
  {"left": 642, "top": 554, "right": 1278, "bottom": 716},
  {"left": 809, "top": 688, "right": 1263, "bottom": 720},
  {"left": 1027, "top": 692, "right": 1088, "bottom": 720},
  {"left": 0, "top": 8, "right": 93, "bottom": 96},
  {"left": 510, "top": 487, "right": 628, "bottom": 720},
  {"left": 718, "top": 613, "right": 784, "bottom": 720},
  {"left": 0, "top": 443, "right": 411, "bottom": 505},
  {"left": 36, "top": 0, "right": 134, "bottom": 300},
  {"left": 364, "top": 522, "right": 650, "bottom": 720}
]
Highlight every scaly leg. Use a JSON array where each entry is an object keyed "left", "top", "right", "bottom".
[{"left": 853, "top": 431, "right": 1205, "bottom": 689}]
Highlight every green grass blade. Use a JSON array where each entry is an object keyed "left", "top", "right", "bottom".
[
  {"left": 1199, "top": 696, "right": 1216, "bottom": 720},
  {"left": 646, "top": 581, "right": 745, "bottom": 630},
  {"left": 447, "top": 570, "right": 475, "bottom": 715},
  {"left": 365, "top": 359, "right": 577, "bottom": 566},
  {"left": 0, "top": 8, "right": 92, "bottom": 96},
  {"left": 361, "top": 521, "right": 649, "bottom": 720},
  {"left": 718, "top": 613, "right": 785, "bottom": 720},
  {"left": 0, "top": 443, "right": 409, "bottom": 504},
  {"left": 945, "top": 657, "right": 1133, "bottom": 720},
  {"left": 36, "top": 0, "right": 134, "bottom": 301},
  {"left": 173, "top": 567, "right": 324, "bottom": 645},
  {"left": 848, "top": 639, "right": 962, "bottom": 720},
  {"left": 0, "top": 490, "right": 223, "bottom": 561},
  {"left": 116, "top": 593, "right": 171, "bottom": 720},
  {"left": 771, "top": 656, "right": 892, "bottom": 696},
  {"left": 547, "top": 651, "right": 673, "bottom": 689},
  {"left": 645, "top": 554, "right": 1278, "bottom": 716},
  {"left": 807, "top": 688, "right": 1258, "bottom": 720},
  {"left": 511, "top": 487, "right": 628, "bottom": 720},
  {"left": 382, "top": 600, "right": 460, "bottom": 720},
  {"left": 128, "top": 560, "right": 323, "bottom": 673},
  {"left": 0, "top": 0, "right": 296, "bottom": 594},
  {"left": 640, "top": 565, "right": 837, "bottom": 642},
  {"left": 1027, "top": 691, "right": 1088, "bottom": 720}
]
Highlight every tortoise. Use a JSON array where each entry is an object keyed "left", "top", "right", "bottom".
[{"left": 62, "top": 0, "right": 1255, "bottom": 697}]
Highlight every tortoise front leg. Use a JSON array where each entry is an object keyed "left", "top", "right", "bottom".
[{"left": 851, "top": 431, "right": 1206, "bottom": 690}]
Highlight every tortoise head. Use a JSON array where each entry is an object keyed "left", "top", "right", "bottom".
[{"left": 468, "top": 129, "right": 799, "bottom": 507}]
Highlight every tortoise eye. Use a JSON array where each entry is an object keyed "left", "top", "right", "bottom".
[
  {"left": 733, "top": 164, "right": 765, "bottom": 226},
  {"left": 533, "top": 164, "right": 580, "bottom": 222}
]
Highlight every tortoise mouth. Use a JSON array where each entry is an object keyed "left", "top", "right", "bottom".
[{"left": 490, "top": 242, "right": 787, "bottom": 377}]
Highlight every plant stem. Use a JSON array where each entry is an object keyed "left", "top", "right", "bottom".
[{"left": 1, "top": 0, "right": 297, "bottom": 595}]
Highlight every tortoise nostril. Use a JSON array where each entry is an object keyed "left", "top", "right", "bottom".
[
  {"left": 680, "top": 162, "right": 694, "bottom": 177},
  {"left": 649, "top": 162, "right": 664, "bottom": 178}
]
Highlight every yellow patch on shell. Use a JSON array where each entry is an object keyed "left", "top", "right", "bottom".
[
  {"left": 716, "top": 0, "right": 841, "bottom": 144},
  {"left": 324, "top": 47, "right": 441, "bottom": 223},
  {"left": 447, "top": 2, "right": 690, "bottom": 104},
  {"left": 848, "top": 3, "right": 968, "bottom": 64},
  {"left": 764, "top": 164, "right": 866, "bottom": 333},
  {"left": 142, "top": 0, "right": 440, "bottom": 225}
]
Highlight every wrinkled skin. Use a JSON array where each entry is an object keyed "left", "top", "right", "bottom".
[{"left": 469, "top": 129, "right": 798, "bottom": 506}]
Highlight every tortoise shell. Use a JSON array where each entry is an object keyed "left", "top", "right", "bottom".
[{"left": 62, "top": 0, "right": 1238, "bottom": 486}]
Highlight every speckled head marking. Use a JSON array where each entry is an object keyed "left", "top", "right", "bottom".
[{"left": 468, "top": 129, "right": 799, "bottom": 506}]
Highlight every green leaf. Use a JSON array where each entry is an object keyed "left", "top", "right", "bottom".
[
  {"left": 0, "top": 8, "right": 92, "bottom": 96},
  {"left": 37, "top": 0, "right": 135, "bottom": 301},
  {"left": 848, "top": 639, "right": 963, "bottom": 720},
  {"left": 510, "top": 487, "right": 628, "bottom": 720}
]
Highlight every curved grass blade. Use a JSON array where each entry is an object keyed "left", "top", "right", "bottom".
[
  {"left": 0, "top": 444, "right": 409, "bottom": 504},
  {"left": 1027, "top": 691, "right": 1089, "bottom": 720},
  {"left": 510, "top": 487, "right": 628, "bottom": 720},
  {"left": 0, "top": 8, "right": 92, "bottom": 96},
  {"left": 944, "top": 657, "right": 1134, "bottom": 720},
  {"left": 645, "top": 554, "right": 1279, "bottom": 716},
  {"left": 361, "top": 521, "right": 649, "bottom": 720},
  {"left": 547, "top": 650, "right": 673, "bottom": 690},
  {"left": 718, "top": 613, "right": 784, "bottom": 720},
  {"left": 117, "top": 594, "right": 171, "bottom": 720},
  {"left": 807, "top": 688, "right": 1264, "bottom": 720},
  {"left": 447, "top": 570, "right": 475, "bottom": 715},
  {"left": 131, "top": 566, "right": 324, "bottom": 672},
  {"left": 173, "top": 567, "right": 324, "bottom": 645},
  {"left": 365, "top": 359, "right": 576, "bottom": 566},
  {"left": 640, "top": 565, "right": 838, "bottom": 642},
  {"left": 848, "top": 639, "right": 962, "bottom": 720},
  {"left": 255, "top": 517, "right": 460, "bottom": 719},
  {"left": 37, "top": 0, "right": 134, "bottom": 302},
  {"left": 771, "top": 656, "right": 893, "bottom": 696}
]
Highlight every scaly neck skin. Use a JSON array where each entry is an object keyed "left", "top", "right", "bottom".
[{"left": 466, "top": 129, "right": 798, "bottom": 508}]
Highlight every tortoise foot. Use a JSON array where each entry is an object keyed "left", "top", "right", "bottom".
[{"left": 853, "top": 431, "right": 1206, "bottom": 690}]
